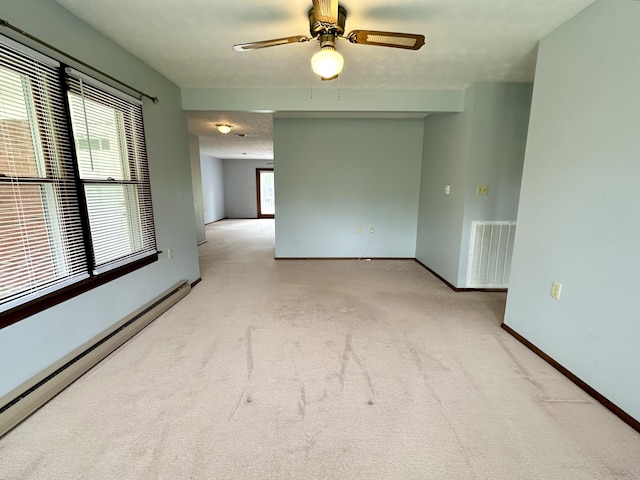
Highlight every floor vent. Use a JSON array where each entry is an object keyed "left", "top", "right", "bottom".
[{"left": 467, "top": 221, "right": 516, "bottom": 288}]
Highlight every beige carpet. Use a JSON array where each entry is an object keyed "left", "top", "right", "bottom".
[{"left": 1, "top": 219, "right": 639, "bottom": 479}]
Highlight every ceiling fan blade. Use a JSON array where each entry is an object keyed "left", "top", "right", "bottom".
[
  {"left": 312, "top": 0, "right": 339, "bottom": 25},
  {"left": 233, "top": 35, "right": 310, "bottom": 52},
  {"left": 346, "top": 30, "right": 426, "bottom": 50}
]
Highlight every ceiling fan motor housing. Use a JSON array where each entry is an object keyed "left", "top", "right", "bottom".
[{"left": 308, "top": 5, "right": 347, "bottom": 37}]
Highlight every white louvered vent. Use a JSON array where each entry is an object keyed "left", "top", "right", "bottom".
[{"left": 467, "top": 221, "right": 516, "bottom": 288}]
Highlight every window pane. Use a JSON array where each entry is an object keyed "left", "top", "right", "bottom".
[
  {"left": 0, "top": 184, "right": 55, "bottom": 298},
  {"left": 68, "top": 93, "right": 128, "bottom": 180},
  {"left": 260, "top": 171, "right": 275, "bottom": 215},
  {"left": 0, "top": 181, "right": 87, "bottom": 304},
  {"left": 0, "top": 66, "right": 44, "bottom": 178},
  {"left": 84, "top": 183, "right": 143, "bottom": 266}
]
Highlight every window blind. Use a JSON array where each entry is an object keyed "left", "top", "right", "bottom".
[
  {"left": 0, "top": 41, "right": 88, "bottom": 313},
  {"left": 0, "top": 35, "right": 158, "bottom": 322},
  {"left": 65, "top": 74, "right": 156, "bottom": 273}
]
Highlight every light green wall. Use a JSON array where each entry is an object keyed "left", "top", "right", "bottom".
[
  {"left": 190, "top": 134, "right": 206, "bottom": 244},
  {"left": 274, "top": 118, "right": 423, "bottom": 258},
  {"left": 504, "top": 0, "right": 640, "bottom": 421},
  {"left": 415, "top": 92, "right": 475, "bottom": 283},
  {"left": 222, "top": 158, "right": 271, "bottom": 219},
  {"left": 0, "top": 0, "right": 199, "bottom": 397},
  {"left": 201, "top": 154, "right": 225, "bottom": 223},
  {"left": 182, "top": 88, "right": 464, "bottom": 113},
  {"left": 458, "top": 83, "right": 533, "bottom": 282},
  {"left": 416, "top": 83, "right": 532, "bottom": 286}
]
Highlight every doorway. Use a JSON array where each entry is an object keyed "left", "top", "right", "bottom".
[{"left": 256, "top": 168, "right": 275, "bottom": 218}]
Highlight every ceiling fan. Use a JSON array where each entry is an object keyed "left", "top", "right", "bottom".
[{"left": 233, "top": 0, "right": 425, "bottom": 81}]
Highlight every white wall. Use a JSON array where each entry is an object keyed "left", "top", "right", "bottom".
[
  {"left": 200, "top": 154, "right": 225, "bottom": 224},
  {"left": 223, "top": 158, "right": 272, "bottom": 219},
  {"left": 504, "top": 0, "right": 640, "bottom": 421},
  {"left": 190, "top": 134, "right": 206, "bottom": 244},
  {"left": 416, "top": 83, "right": 532, "bottom": 286},
  {"left": 0, "top": 0, "right": 199, "bottom": 397},
  {"left": 274, "top": 118, "right": 423, "bottom": 258}
]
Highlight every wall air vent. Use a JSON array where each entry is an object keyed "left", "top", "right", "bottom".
[{"left": 467, "top": 221, "right": 516, "bottom": 288}]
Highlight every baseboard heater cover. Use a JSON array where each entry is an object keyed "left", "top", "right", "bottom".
[{"left": 0, "top": 280, "right": 190, "bottom": 439}]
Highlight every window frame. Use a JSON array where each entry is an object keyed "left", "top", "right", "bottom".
[{"left": 0, "top": 36, "right": 158, "bottom": 330}]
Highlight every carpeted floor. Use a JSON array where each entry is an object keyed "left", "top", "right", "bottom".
[{"left": 1, "top": 219, "right": 639, "bottom": 479}]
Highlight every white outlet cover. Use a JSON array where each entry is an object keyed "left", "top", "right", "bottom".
[{"left": 477, "top": 184, "right": 489, "bottom": 196}]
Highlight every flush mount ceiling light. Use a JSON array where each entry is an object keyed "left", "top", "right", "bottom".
[
  {"left": 216, "top": 124, "right": 232, "bottom": 134},
  {"left": 233, "top": 1, "right": 424, "bottom": 82}
]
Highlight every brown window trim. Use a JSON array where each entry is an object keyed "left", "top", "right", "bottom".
[{"left": 0, "top": 253, "right": 158, "bottom": 330}]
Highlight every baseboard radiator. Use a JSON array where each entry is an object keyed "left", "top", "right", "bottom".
[
  {"left": 0, "top": 280, "right": 190, "bottom": 439},
  {"left": 467, "top": 221, "right": 516, "bottom": 288}
]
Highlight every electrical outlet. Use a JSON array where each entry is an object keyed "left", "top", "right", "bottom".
[
  {"left": 550, "top": 281, "right": 562, "bottom": 300},
  {"left": 477, "top": 184, "right": 489, "bottom": 196},
  {"left": 167, "top": 248, "right": 174, "bottom": 260},
  {"left": 444, "top": 184, "right": 451, "bottom": 195},
  {"left": 369, "top": 226, "right": 375, "bottom": 234},
  {"left": 356, "top": 226, "right": 362, "bottom": 234}
]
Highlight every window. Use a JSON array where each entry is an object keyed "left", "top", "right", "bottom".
[
  {"left": 256, "top": 168, "right": 275, "bottom": 218},
  {"left": 66, "top": 72, "right": 156, "bottom": 272},
  {"left": 0, "top": 38, "right": 157, "bottom": 327}
]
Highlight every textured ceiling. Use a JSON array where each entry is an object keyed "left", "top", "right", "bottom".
[
  {"left": 187, "top": 111, "right": 274, "bottom": 160},
  {"left": 53, "top": 0, "right": 597, "bottom": 159}
]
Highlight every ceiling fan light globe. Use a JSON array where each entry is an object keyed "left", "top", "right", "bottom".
[{"left": 311, "top": 47, "right": 344, "bottom": 79}]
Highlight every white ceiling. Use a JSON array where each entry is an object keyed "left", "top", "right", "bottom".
[{"left": 54, "top": 0, "right": 597, "bottom": 159}]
